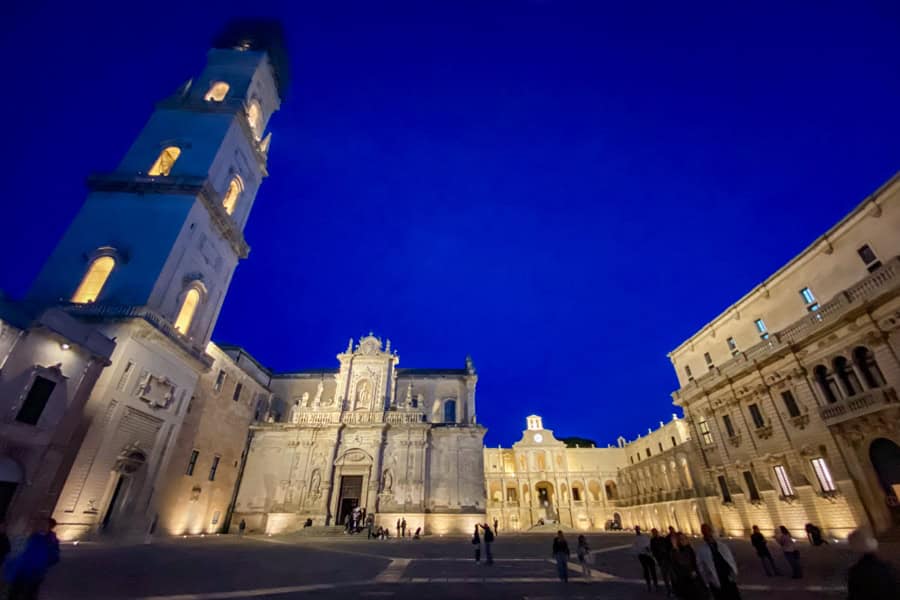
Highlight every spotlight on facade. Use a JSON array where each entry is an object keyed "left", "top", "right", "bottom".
[{"left": 60, "top": 343, "right": 71, "bottom": 350}]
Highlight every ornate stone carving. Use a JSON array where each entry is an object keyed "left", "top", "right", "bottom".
[{"left": 136, "top": 373, "right": 176, "bottom": 409}]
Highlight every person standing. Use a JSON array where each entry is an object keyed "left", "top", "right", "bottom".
[
  {"left": 696, "top": 524, "right": 739, "bottom": 600},
  {"left": 472, "top": 524, "right": 482, "bottom": 564},
  {"left": 749, "top": 525, "right": 778, "bottom": 576},
  {"left": 632, "top": 526, "right": 658, "bottom": 592},
  {"left": 493, "top": 518, "right": 499, "bottom": 536},
  {"left": 396, "top": 518, "right": 401, "bottom": 539},
  {"left": 400, "top": 517, "right": 407, "bottom": 538},
  {"left": 670, "top": 532, "right": 706, "bottom": 600},
  {"left": 804, "top": 523, "right": 827, "bottom": 546},
  {"left": 576, "top": 534, "right": 591, "bottom": 580},
  {"left": 775, "top": 526, "right": 801, "bottom": 579},
  {"left": 482, "top": 523, "right": 495, "bottom": 565},
  {"left": 552, "top": 531, "right": 571, "bottom": 583},
  {"left": 4, "top": 517, "right": 61, "bottom": 600},
  {"left": 651, "top": 528, "right": 674, "bottom": 596},
  {"left": 846, "top": 526, "right": 899, "bottom": 600},
  {"left": 238, "top": 519, "right": 246, "bottom": 536},
  {"left": 366, "top": 513, "right": 375, "bottom": 539}
]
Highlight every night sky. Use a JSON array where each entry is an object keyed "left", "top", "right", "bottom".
[{"left": 2, "top": 2, "right": 899, "bottom": 447}]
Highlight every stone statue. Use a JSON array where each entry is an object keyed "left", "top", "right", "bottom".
[
  {"left": 405, "top": 382, "right": 412, "bottom": 408},
  {"left": 356, "top": 379, "right": 372, "bottom": 409},
  {"left": 382, "top": 468, "right": 393, "bottom": 493},
  {"left": 289, "top": 401, "right": 301, "bottom": 424},
  {"left": 314, "top": 380, "right": 324, "bottom": 407},
  {"left": 309, "top": 469, "right": 321, "bottom": 500},
  {"left": 302, "top": 391, "right": 310, "bottom": 407}
]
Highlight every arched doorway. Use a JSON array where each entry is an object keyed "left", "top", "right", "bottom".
[
  {"left": 535, "top": 481, "right": 555, "bottom": 522},
  {"left": 102, "top": 445, "right": 147, "bottom": 531},
  {"left": 613, "top": 512, "right": 622, "bottom": 528},
  {"left": 869, "top": 438, "right": 900, "bottom": 523},
  {"left": 0, "top": 456, "right": 23, "bottom": 520}
]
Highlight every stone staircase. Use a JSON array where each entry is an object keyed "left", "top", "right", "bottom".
[{"left": 289, "top": 526, "right": 348, "bottom": 538}]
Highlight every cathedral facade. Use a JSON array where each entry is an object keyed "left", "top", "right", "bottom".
[{"left": 233, "top": 335, "right": 485, "bottom": 535}]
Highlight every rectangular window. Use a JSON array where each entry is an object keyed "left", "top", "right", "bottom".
[
  {"left": 781, "top": 390, "right": 801, "bottom": 418},
  {"left": 722, "top": 414, "right": 736, "bottom": 438},
  {"left": 658, "top": 442, "right": 663, "bottom": 453},
  {"left": 726, "top": 337, "right": 739, "bottom": 356},
  {"left": 506, "top": 487, "right": 517, "bottom": 502},
  {"left": 704, "top": 352, "right": 714, "bottom": 370},
  {"left": 857, "top": 244, "right": 881, "bottom": 272},
  {"left": 717, "top": 475, "right": 732, "bottom": 503},
  {"left": 743, "top": 470, "right": 761, "bottom": 501},
  {"left": 572, "top": 488, "right": 581, "bottom": 501},
  {"left": 187, "top": 395, "right": 195, "bottom": 414},
  {"left": 800, "top": 287, "right": 819, "bottom": 312},
  {"left": 116, "top": 361, "right": 135, "bottom": 392},
  {"left": 748, "top": 403, "right": 765, "bottom": 428},
  {"left": 774, "top": 465, "right": 794, "bottom": 497},
  {"left": 646, "top": 448, "right": 651, "bottom": 458},
  {"left": 186, "top": 450, "right": 199, "bottom": 476},
  {"left": 684, "top": 365, "right": 693, "bottom": 380},
  {"left": 232, "top": 382, "right": 243, "bottom": 402},
  {"left": 671, "top": 436, "right": 677, "bottom": 448},
  {"left": 15, "top": 376, "right": 56, "bottom": 425},
  {"left": 699, "top": 420, "right": 713, "bottom": 445},
  {"left": 211, "top": 511, "right": 221, "bottom": 525},
  {"left": 214, "top": 370, "right": 226, "bottom": 392},
  {"left": 208, "top": 455, "right": 221, "bottom": 481},
  {"left": 811, "top": 457, "right": 836, "bottom": 492},
  {"left": 629, "top": 456, "right": 634, "bottom": 464},
  {"left": 755, "top": 318, "right": 769, "bottom": 340}
]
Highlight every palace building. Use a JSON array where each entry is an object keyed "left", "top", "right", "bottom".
[{"left": 0, "top": 21, "right": 897, "bottom": 542}]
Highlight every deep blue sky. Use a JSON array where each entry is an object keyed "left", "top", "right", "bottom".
[{"left": 2, "top": 1, "right": 899, "bottom": 447}]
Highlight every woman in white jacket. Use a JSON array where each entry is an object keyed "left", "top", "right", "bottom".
[{"left": 696, "top": 524, "right": 740, "bottom": 600}]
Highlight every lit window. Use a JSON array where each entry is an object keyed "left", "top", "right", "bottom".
[
  {"left": 204, "top": 81, "right": 230, "bottom": 102},
  {"left": 799, "top": 287, "right": 819, "bottom": 312},
  {"left": 699, "top": 420, "right": 713, "bottom": 445},
  {"left": 726, "top": 336, "right": 739, "bottom": 356},
  {"left": 71, "top": 256, "right": 115, "bottom": 303},
  {"left": 222, "top": 175, "right": 243, "bottom": 215},
  {"left": 174, "top": 288, "right": 201, "bottom": 334},
  {"left": 704, "top": 352, "right": 714, "bottom": 371},
  {"left": 233, "top": 382, "right": 243, "bottom": 402},
  {"left": 811, "top": 457, "right": 836, "bottom": 492},
  {"left": 857, "top": 244, "right": 881, "bottom": 273},
  {"left": 186, "top": 450, "right": 199, "bottom": 476},
  {"left": 214, "top": 370, "right": 226, "bottom": 392},
  {"left": 16, "top": 376, "right": 56, "bottom": 425},
  {"left": 722, "top": 415, "right": 736, "bottom": 437},
  {"left": 246, "top": 100, "right": 263, "bottom": 139},
  {"left": 717, "top": 475, "right": 732, "bottom": 503},
  {"left": 754, "top": 318, "right": 769, "bottom": 340},
  {"left": 748, "top": 403, "right": 765, "bottom": 428},
  {"left": 774, "top": 465, "right": 794, "bottom": 496},
  {"left": 743, "top": 471, "right": 761, "bottom": 501},
  {"left": 208, "top": 455, "right": 221, "bottom": 481},
  {"left": 148, "top": 146, "right": 181, "bottom": 176},
  {"left": 781, "top": 390, "right": 801, "bottom": 418}
]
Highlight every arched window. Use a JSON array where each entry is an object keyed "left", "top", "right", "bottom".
[
  {"left": 246, "top": 100, "right": 263, "bottom": 139},
  {"left": 814, "top": 365, "right": 841, "bottom": 404},
  {"left": 853, "top": 346, "right": 886, "bottom": 389},
  {"left": 204, "top": 81, "right": 230, "bottom": 102},
  {"left": 833, "top": 356, "right": 862, "bottom": 396},
  {"left": 72, "top": 255, "right": 115, "bottom": 303},
  {"left": 443, "top": 399, "right": 456, "bottom": 423},
  {"left": 174, "top": 288, "right": 201, "bottom": 334},
  {"left": 222, "top": 175, "right": 243, "bottom": 215},
  {"left": 148, "top": 146, "right": 181, "bottom": 176}
]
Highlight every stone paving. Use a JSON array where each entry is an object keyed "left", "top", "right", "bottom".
[{"left": 36, "top": 531, "right": 898, "bottom": 599}]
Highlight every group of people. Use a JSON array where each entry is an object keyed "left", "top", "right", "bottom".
[
  {"left": 749, "top": 523, "right": 830, "bottom": 579},
  {"left": 471, "top": 522, "right": 496, "bottom": 565},
  {"left": 0, "top": 517, "right": 61, "bottom": 600},
  {"left": 550, "top": 531, "right": 591, "bottom": 583}
]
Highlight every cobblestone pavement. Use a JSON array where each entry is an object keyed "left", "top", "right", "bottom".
[{"left": 39, "top": 532, "right": 898, "bottom": 599}]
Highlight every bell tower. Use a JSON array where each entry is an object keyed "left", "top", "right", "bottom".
[{"left": 28, "top": 21, "right": 288, "bottom": 349}]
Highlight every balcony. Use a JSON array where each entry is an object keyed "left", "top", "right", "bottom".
[{"left": 819, "top": 388, "right": 899, "bottom": 427}]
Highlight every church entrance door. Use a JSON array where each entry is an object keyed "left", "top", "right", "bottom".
[{"left": 337, "top": 475, "right": 363, "bottom": 525}]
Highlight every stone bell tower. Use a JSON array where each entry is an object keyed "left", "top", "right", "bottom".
[{"left": 34, "top": 21, "right": 290, "bottom": 539}]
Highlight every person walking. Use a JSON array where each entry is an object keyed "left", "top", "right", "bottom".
[
  {"left": 632, "top": 526, "right": 658, "bottom": 592},
  {"left": 651, "top": 528, "right": 674, "bottom": 596},
  {"left": 238, "top": 519, "right": 246, "bottom": 536},
  {"left": 400, "top": 517, "right": 407, "bottom": 538},
  {"left": 576, "top": 534, "right": 591, "bottom": 580},
  {"left": 3, "top": 517, "right": 61, "bottom": 600},
  {"left": 670, "top": 532, "right": 707, "bottom": 600},
  {"left": 493, "top": 518, "right": 499, "bottom": 536},
  {"left": 472, "top": 524, "right": 482, "bottom": 564},
  {"left": 482, "top": 523, "right": 495, "bottom": 565},
  {"left": 396, "top": 518, "right": 401, "bottom": 539},
  {"left": 696, "top": 524, "right": 739, "bottom": 600},
  {"left": 366, "top": 513, "right": 375, "bottom": 539},
  {"left": 749, "top": 525, "right": 778, "bottom": 576},
  {"left": 775, "top": 526, "right": 801, "bottom": 579},
  {"left": 847, "top": 526, "right": 899, "bottom": 600},
  {"left": 804, "top": 523, "right": 828, "bottom": 546},
  {"left": 552, "top": 531, "right": 571, "bottom": 583}
]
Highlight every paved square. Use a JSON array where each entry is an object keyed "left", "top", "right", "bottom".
[{"left": 38, "top": 532, "right": 896, "bottom": 599}]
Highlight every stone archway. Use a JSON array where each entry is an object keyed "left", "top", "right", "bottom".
[
  {"left": 869, "top": 438, "right": 900, "bottom": 523},
  {"left": 535, "top": 481, "right": 555, "bottom": 522}
]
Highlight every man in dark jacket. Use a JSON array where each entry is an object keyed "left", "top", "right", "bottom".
[
  {"left": 650, "top": 528, "right": 674, "bottom": 596},
  {"left": 482, "top": 523, "right": 495, "bottom": 565},
  {"left": 4, "top": 517, "right": 60, "bottom": 600},
  {"left": 847, "top": 527, "right": 898, "bottom": 600},
  {"left": 749, "top": 525, "right": 779, "bottom": 576}
]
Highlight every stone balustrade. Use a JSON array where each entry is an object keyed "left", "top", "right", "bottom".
[{"left": 819, "top": 387, "right": 899, "bottom": 426}]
